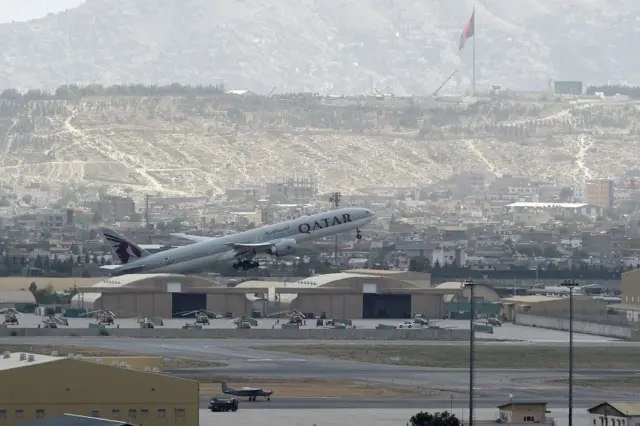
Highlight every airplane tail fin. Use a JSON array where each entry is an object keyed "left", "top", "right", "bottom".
[
  {"left": 221, "top": 382, "right": 230, "bottom": 393},
  {"left": 101, "top": 227, "right": 149, "bottom": 265}
]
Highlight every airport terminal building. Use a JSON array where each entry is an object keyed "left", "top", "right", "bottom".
[{"left": 37, "top": 271, "right": 462, "bottom": 319}]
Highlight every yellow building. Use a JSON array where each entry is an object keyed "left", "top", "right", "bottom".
[
  {"left": 585, "top": 178, "right": 614, "bottom": 209},
  {"left": 0, "top": 352, "right": 198, "bottom": 426}
]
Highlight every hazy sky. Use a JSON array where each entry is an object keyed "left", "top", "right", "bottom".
[{"left": 0, "top": 0, "right": 85, "bottom": 23}]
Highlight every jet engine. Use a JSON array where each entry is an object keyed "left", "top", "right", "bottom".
[{"left": 268, "top": 239, "right": 297, "bottom": 257}]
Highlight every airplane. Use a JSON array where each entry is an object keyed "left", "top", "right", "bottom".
[
  {"left": 99, "top": 207, "right": 375, "bottom": 276},
  {"left": 221, "top": 381, "right": 272, "bottom": 401}
]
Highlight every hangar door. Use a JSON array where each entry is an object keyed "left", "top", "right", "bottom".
[
  {"left": 172, "top": 293, "right": 206, "bottom": 317},
  {"left": 362, "top": 294, "right": 411, "bottom": 319}
]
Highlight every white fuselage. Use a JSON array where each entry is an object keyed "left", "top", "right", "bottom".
[{"left": 111, "top": 207, "right": 375, "bottom": 275}]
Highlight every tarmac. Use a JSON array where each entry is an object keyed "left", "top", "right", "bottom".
[
  {"left": 1, "top": 319, "right": 633, "bottom": 423},
  {"left": 199, "top": 407, "right": 592, "bottom": 426},
  {"left": 0, "top": 331, "right": 635, "bottom": 410},
  {"left": 6, "top": 314, "right": 622, "bottom": 342}
]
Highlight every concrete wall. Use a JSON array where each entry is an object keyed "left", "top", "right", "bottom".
[
  {"left": 206, "top": 294, "right": 252, "bottom": 317},
  {"left": 516, "top": 313, "right": 635, "bottom": 339},
  {"left": 411, "top": 294, "right": 445, "bottom": 318},
  {"left": 0, "top": 327, "right": 471, "bottom": 340},
  {"left": 96, "top": 293, "right": 172, "bottom": 317},
  {"left": 293, "top": 294, "right": 364, "bottom": 318}
]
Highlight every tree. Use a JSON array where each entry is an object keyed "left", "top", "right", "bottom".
[
  {"left": 410, "top": 411, "right": 460, "bottom": 426},
  {"left": 28, "top": 282, "right": 37, "bottom": 294},
  {"left": 22, "top": 194, "right": 32, "bottom": 205}
]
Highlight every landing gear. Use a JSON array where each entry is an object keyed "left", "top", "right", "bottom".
[
  {"left": 233, "top": 260, "right": 260, "bottom": 270},
  {"left": 356, "top": 229, "right": 362, "bottom": 240}
]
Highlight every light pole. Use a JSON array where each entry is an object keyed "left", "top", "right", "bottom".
[
  {"left": 561, "top": 278, "right": 579, "bottom": 426},
  {"left": 329, "top": 192, "right": 341, "bottom": 267},
  {"left": 464, "top": 279, "right": 476, "bottom": 426}
]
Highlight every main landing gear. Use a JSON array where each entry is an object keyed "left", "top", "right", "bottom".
[
  {"left": 233, "top": 260, "right": 260, "bottom": 270},
  {"left": 356, "top": 229, "right": 362, "bottom": 240}
]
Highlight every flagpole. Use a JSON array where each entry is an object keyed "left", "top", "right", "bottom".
[{"left": 472, "top": 4, "right": 476, "bottom": 95}]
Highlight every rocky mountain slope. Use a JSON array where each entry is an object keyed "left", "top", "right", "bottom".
[
  {"left": 0, "top": 0, "right": 637, "bottom": 94},
  {"left": 0, "top": 91, "right": 637, "bottom": 197}
]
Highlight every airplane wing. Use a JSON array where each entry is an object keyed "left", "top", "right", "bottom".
[
  {"left": 170, "top": 233, "right": 216, "bottom": 243},
  {"left": 241, "top": 387, "right": 261, "bottom": 391},
  {"left": 227, "top": 242, "right": 273, "bottom": 252},
  {"left": 99, "top": 265, "right": 121, "bottom": 270}
]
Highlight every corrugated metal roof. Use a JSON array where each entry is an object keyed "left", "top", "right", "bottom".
[
  {"left": 0, "top": 290, "right": 36, "bottom": 304},
  {"left": 500, "top": 295, "right": 563, "bottom": 304},
  {"left": 435, "top": 281, "right": 464, "bottom": 289},
  {"left": 92, "top": 274, "right": 188, "bottom": 288},
  {"left": 0, "top": 352, "right": 61, "bottom": 372},
  {"left": 610, "top": 402, "right": 640, "bottom": 415},
  {"left": 20, "top": 413, "right": 136, "bottom": 426},
  {"left": 0, "top": 277, "right": 102, "bottom": 291},
  {"left": 589, "top": 402, "right": 640, "bottom": 416},
  {"left": 235, "top": 281, "right": 288, "bottom": 289},
  {"left": 348, "top": 269, "right": 406, "bottom": 275}
]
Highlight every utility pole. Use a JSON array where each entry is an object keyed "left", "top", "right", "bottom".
[
  {"left": 329, "top": 192, "right": 341, "bottom": 268},
  {"left": 464, "top": 279, "right": 476, "bottom": 426},
  {"left": 561, "top": 279, "right": 579, "bottom": 426}
]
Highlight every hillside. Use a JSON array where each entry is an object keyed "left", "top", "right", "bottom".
[
  {"left": 0, "top": 88, "right": 637, "bottom": 197},
  {"left": 0, "top": 0, "right": 638, "bottom": 93}
]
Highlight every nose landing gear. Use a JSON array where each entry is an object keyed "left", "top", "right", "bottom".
[{"left": 356, "top": 229, "right": 362, "bottom": 240}]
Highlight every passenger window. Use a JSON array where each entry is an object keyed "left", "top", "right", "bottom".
[
  {"left": 158, "top": 409, "right": 166, "bottom": 418},
  {"left": 141, "top": 409, "right": 149, "bottom": 418},
  {"left": 128, "top": 409, "right": 137, "bottom": 419},
  {"left": 112, "top": 409, "right": 120, "bottom": 418},
  {"left": 15, "top": 411, "right": 23, "bottom": 419},
  {"left": 36, "top": 410, "right": 45, "bottom": 418},
  {"left": 0, "top": 410, "right": 6, "bottom": 419},
  {"left": 176, "top": 409, "right": 185, "bottom": 418},
  {"left": 91, "top": 411, "right": 99, "bottom": 417}
]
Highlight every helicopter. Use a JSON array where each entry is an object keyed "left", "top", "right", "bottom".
[
  {"left": 232, "top": 316, "right": 252, "bottom": 329},
  {"left": 178, "top": 309, "right": 224, "bottom": 326},
  {"left": 267, "top": 309, "right": 305, "bottom": 325},
  {"left": 41, "top": 314, "right": 68, "bottom": 329},
  {"left": 0, "top": 308, "right": 21, "bottom": 325},
  {"left": 82, "top": 310, "right": 116, "bottom": 325},
  {"left": 137, "top": 315, "right": 159, "bottom": 329}
]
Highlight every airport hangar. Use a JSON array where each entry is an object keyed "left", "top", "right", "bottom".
[
  {"left": 61, "top": 271, "right": 461, "bottom": 319},
  {"left": 0, "top": 351, "right": 198, "bottom": 426}
]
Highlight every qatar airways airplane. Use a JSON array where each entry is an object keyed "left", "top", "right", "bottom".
[{"left": 100, "top": 207, "right": 375, "bottom": 276}]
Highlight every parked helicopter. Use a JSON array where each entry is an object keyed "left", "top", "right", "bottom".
[
  {"left": 267, "top": 309, "right": 305, "bottom": 325},
  {"left": 232, "top": 316, "right": 252, "bottom": 329},
  {"left": 177, "top": 309, "right": 224, "bottom": 326},
  {"left": 0, "top": 308, "right": 21, "bottom": 325},
  {"left": 41, "top": 314, "right": 68, "bottom": 328},
  {"left": 81, "top": 310, "right": 116, "bottom": 326},
  {"left": 137, "top": 315, "right": 162, "bottom": 329}
]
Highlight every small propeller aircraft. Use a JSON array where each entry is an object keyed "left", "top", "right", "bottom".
[
  {"left": 222, "top": 381, "right": 273, "bottom": 401},
  {"left": 81, "top": 309, "right": 116, "bottom": 325},
  {"left": 0, "top": 308, "right": 21, "bottom": 325}
]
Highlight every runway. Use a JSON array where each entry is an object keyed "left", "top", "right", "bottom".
[
  {"left": 1, "top": 336, "right": 637, "bottom": 408},
  {"left": 197, "top": 397, "right": 608, "bottom": 410}
]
